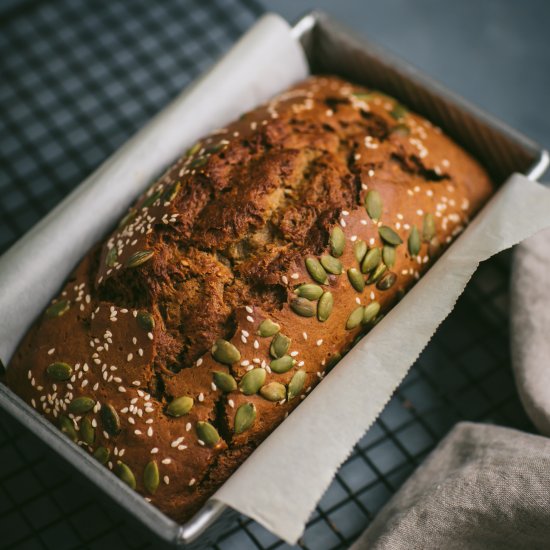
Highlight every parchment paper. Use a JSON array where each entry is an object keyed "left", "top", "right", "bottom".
[{"left": 2, "top": 13, "right": 550, "bottom": 546}]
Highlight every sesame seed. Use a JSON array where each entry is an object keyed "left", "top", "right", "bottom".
[
  {"left": 211, "top": 382, "right": 217, "bottom": 391},
  {"left": 127, "top": 353, "right": 133, "bottom": 362},
  {"left": 118, "top": 386, "right": 126, "bottom": 393},
  {"left": 47, "top": 348, "right": 55, "bottom": 355},
  {"left": 253, "top": 340, "right": 259, "bottom": 349},
  {"left": 147, "top": 427, "right": 153, "bottom": 437},
  {"left": 303, "top": 332, "right": 308, "bottom": 340},
  {"left": 245, "top": 306, "right": 253, "bottom": 313},
  {"left": 290, "top": 351, "right": 299, "bottom": 357},
  {"left": 291, "top": 273, "right": 299, "bottom": 279},
  {"left": 228, "top": 399, "right": 235, "bottom": 408},
  {"left": 196, "top": 358, "right": 203, "bottom": 367},
  {"left": 147, "top": 332, "right": 154, "bottom": 340},
  {"left": 164, "top": 476, "right": 170, "bottom": 485},
  {"left": 162, "top": 458, "right": 171, "bottom": 464},
  {"left": 351, "top": 235, "right": 357, "bottom": 242},
  {"left": 128, "top": 417, "right": 135, "bottom": 424},
  {"left": 134, "top": 429, "right": 142, "bottom": 435},
  {"left": 282, "top": 275, "right": 288, "bottom": 285},
  {"left": 178, "top": 445, "right": 187, "bottom": 451},
  {"left": 189, "top": 478, "right": 196, "bottom": 487},
  {"left": 246, "top": 315, "right": 254, "bottom": 323},
  {"left": 198, "top": 393, "right": 204, "bottom": 402},
  {"left": 316, "top": 339, "right": 323, "bottom": 346},
  {"left": 298, "top": 360, "right": 305, "bottom": 367},
  {"left": 186, "top": 422, "right": 192, "bottom": 432},
  {"left": 241, "top": 360, "right": 250, "bottom": 367}
]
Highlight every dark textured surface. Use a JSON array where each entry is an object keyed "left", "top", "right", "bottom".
[{"left": 0, "top": 1, "right": 547, "bottom": 549}]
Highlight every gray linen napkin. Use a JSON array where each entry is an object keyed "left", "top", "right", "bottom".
[
  {"left": 351, "top": 422, "right": 550, "bottom": 550},
  {"left": 511, "top": 228, "right": 550, "bottom": 437}
]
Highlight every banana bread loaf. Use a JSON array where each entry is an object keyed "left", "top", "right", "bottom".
[{"left": 6, "top": 75, "right": 493, "bottom": 522}]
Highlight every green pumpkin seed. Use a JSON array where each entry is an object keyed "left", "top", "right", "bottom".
[
  {"left": 186, "top": 142, "right": 201, "bottom": 156},
  {"left": 382, "top": 245, "right": 396, "bottom": 268},
  {"left": 377, "top": 271, "right": 397, "bottom": 291},
  {"left": 288, "top": 370, "right": 306, "bottom": 401},
  {"left": 367, "top": 263, "right": 387, "bottom": 285},
  {"left": 390, "top": 103, "right": 408, "bottom": 119},
  {"left": 137, "top": 311, "right": 155, "bottom": 331},
  {"left": 330, "top": 226, "right": 345, "bottom": 257},
  {"left": 144, "top": 460, "right": 160, "bottom": 495},
  {"left": 105, "top": 247, "right": 118, "bottom": 267},
  {"left": 363, "top": 301, "right": 381, "bottom": 324},
  {"left": 239, "top": 368, "right": 266, "bottom": 395},
  {"left": 347, "top": 268, "right": 365, "bottom": 292},
  {"left": 58, "top": 415, "right": 77, "bottom": 442},
  {"left": 211, "top": 339, "right": 241, "bottom": 365},
  {"left": 259, "top": 382, "right": 286, "bottom": 402},
  {"left": 305, "top": 257, "right": 328, "bottom": 284},
  {"left": 295, "top": 284, "right": 324, "bottom": 301},
  {"left": 204, "top": 142, "right": 225, "bottom": 154},
  {"left": 45, "top": 299, "right": 70, "bottom": 318},
  {"left": 101, "top": 403, "right": 121, "bottom": 435},
  {"left": 118, "top": 209, "right": 136, "bottom": 229},
  {"left": 290, "top": 297, "right": 316, "bottom": 317},
  {"left": 196, "top": 421, "right": 221, "bottom": 447},
  {"left": 234, "top": 403, "right": 256, "bottom": 434},
  {"left": 365, "top": 190, "right": 383, "bottom": 221},
  {"left": 390, "top": 123, "right": 410, "bottom": 136},
  {"left": 352, "top": 92, "right": 374, "bottom": 101},
  {"left": 213, "top": 372, "right": 237, "bottom": 393},
  {"left": 189, "top": 156, "right": 208, "bottom": 169},
  {"left": 320, "top": 255, "right": 342, "bottom": 275},
  {"left": 258, "top": 319, "right": 280, "bottom": 337},
  {"left": 379, "top": 226, "right": 403, "bottom": 246},
  {"left": 93, "top": 446, "right": 110, "bottom": 464},
  {"left": 46, "top": 362, "right": 72, "bottom": 381},
  {"left": 354, "top": 240, "right": 367, "bottom": 264},
  {"left": 142, "top": 189, "right": 162, "bottom": 208},
  {"left": 68, "top": 396, "right": 96, "bottom": 414},
  {"left": 270, "top": 333, "right": 291, "bottom": 359},
  {"left": 270, "top": 355, "right": 296, "bottom": 374},
  {"left": 125, "top": 250, "right": 155, "bottom": 268},
  {"left": 346, "top": 306, "right": 365, "bottom": 330},
  {"left": 422, "top": 213, "right": 436, "bottom": 242},
  {"left": 115, "top": 461, "right": 136, "bottom": 490},
  {"left": 80, "top": 417, "right": 95, "bottom": 446},
  {"left": 361, "top": 247, "right": 381, "bottom": 273},
  {"left": 408, "top": 226, "right": 421, "bottom": 256},
  {"left": 166, "top": 396, "right": 194, "bottom": 417},
  {"left": 163, "top": 182, "right": 181, "bottom": 203},
  {"left": 317, "top": 292, "right": 334, "bottom": 322},
  {"left": 428, "top": 236, "right": 441, "bottom": 258}
]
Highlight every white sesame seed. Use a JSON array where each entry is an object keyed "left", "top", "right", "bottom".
[
  {"left": 147, "top": 427, "right": 153, "bottom": 437},
  {"left": 228, "top": 399, "right": 235, "bottom": 408},
  {"left": 282, "top": 275, "right": 288, "bottom": 285},
  {"left": 246, "top": 315, "right": 254, "bottom": 323},
  {"left": 253, "top": 340, "right": 259, "bottom": 349},
  {"left": 245, "top": 306, "right": 253, "bottom": 313},
  {"left": 164, "top": 476, "right": 170, "bottom": 485},
  {"left": 134, "top": 429, "right": 142, "bottom": 435},
  {"left": 291, "top": 273, "right": 299, "bottom": 280},
  {"left": 47, "top": 348, "right": 55, "bottom": 355},
  {"left": 198, "top": 393, "right": 204, "bottom": 402},
  {"left": 178, "top": 445, "right": 187, "bottom": 451},
  {"left": 147, "top": 332, "right": 154, "bottom": 341},
  {"left": 162, "top": 458, "right": 171, "bottom": 464},
  {"left": 241, "top": 360, "right": 250, "bottom": 367},
  {"left": 189, "top": 478, "right": 196, "bottom": 487},
  {"left": 290, "top": 351, "right": 299, "bottom": 357},
  {"left": 186, "top": 422, "right": 192, "bottom": 432},
  {"left": 316, "top": 339, "right": 323, "bottom": 346}
]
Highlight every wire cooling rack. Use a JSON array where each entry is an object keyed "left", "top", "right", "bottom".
[{"left": 0, "top": 1, "right": 534, "bottom": 548}]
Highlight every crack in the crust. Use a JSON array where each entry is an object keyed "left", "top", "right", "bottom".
[{"left": 390, "top": 152, "right": 449, "bottom": 182}]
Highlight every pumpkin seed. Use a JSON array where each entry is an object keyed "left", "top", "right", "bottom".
[
  {"left": 137, "top": 311, "right": 155, "bottom": 331},
  {"left": 365, "top": 190, "right": 383, "bottom": 221},
  {"left": 317, "top": 292, "right": 334, "bottom": 322},
  {"left": 46, "top": 362, "right": 72, "bottom": 381},
  {"left": 290, "top": 297, "right": 316, "bottom": 317},
  {"left": 68, "top": 396, "right": 95, "bottom": 414},
  {"left": 93, "top": 446, "right": 110, "bottom": 464},
  {"left": 363, "top": 301, "right": 381, "bottom": 324},
  {"left": 166, "top": 396, "right": 194, "bottom": 417},
  {"left": 390, "top": 103, "right": 408, "bottom": 119},
  {"left": 428, "top": 236, "right": 441, "bottom": 258},
  {"left": 354, "top": 240, "right": 367, "bottom": 264},
  {"left": 196, "top": 421, "right": 221, "bottom": 447},
  {"left": 204, "top": 142, "right": 225, "bottom": 154},
  {"left": 287, "top": 370, "right": 306, "bottom": 401},
  {"left": 422, "top": 213, "right": 436, "bottom": 242},
  {"left": 105, "top": 247, "right": 118, "bottom": 267},
  {"left": 115, "top": 461, "right": 136, "bottom": 490},
  {"left": 270, "top": 333, "right": 291, "bottom": 359},
  {"left": 142, "top": 189, "right": 162, "bottom": 208},
  {"left": 259, "top": 382, "right": 286, "bottom": 402},
  {"left": 361, "top": 247, "right": 381, "bottom": 273},
  {"left": 144, "top": 460, "right": 160, "bottom": 494},
  {"left": 211, "top": 339, "right": 241, "bottom": 365},
  {"left": 186, "top": 142, "right": 201, "bottom": 156},
  {"left": 347, "top": 268, "right": 365, "bottom": 292},
  {"left": 305, "top": 257, "right": 328, "bottom": 284},
  {"left": 330, "top": 226, "right": 345, "bottom": 257},
  {"left": 163, "top": 182, "right": 181, "bottom": 203},
  {"left": 258, "top": 319, "right": 280, "bottom": 337},
  {"left": 118, "top": 209, "right": 136, "bottom": 229},
  {"left": 346, "top": 306, "right": 365, "bottom": 330},
  {"left": 58, "top": 415, "right": 77, "bottom": 442},
  {"left": 239, "top": 368, "right": 266, "bottom": 395},
  {"left": 367, "top": 263, "right": 387, "bottom": 284},
  {"left": 379, "top": 226, "right": 403, "bottom": 246},
  {"left": 101, "top": 403, "right": 121, "bottom": 435},
  {"left": 270, "top": 355, "right": 296, "bottom": 374},
  {"left": 125, "top": 250, "right": 155, "bottom": 268},
  {"left": 189, "top": 156, "right": 208, "bottom": 168},
  {"left": 377, "top": 271, "right": 397, "bottom": 291},
  {"left": 352, "top": 92, "right": 374, "bottom": 101},
  {"left": 382, "top": 245, "right": 396, "bottom": 268},
  {"left": 320, "top": 255, "right": 342, "bottom": 275},
  {"left": 234, "top": 403, "right": 256, "bottom": 434},
  {"left": 390, "top": 123, "right": 410, "bottom": 136},
  {"left": 295, "top": 284, "right": 323, "bottom": 301},
  {"left": 408, "top": 226, "right": 421, "bottom": 256},
  {"left": 213, "top": 372, "right": 237, "bottom": 392},
  {"left": 45, "top": 299, "right": 70, "bottom": 318},
  {"left": 80, "top": 417, "right": 95, "bottom": 446}
]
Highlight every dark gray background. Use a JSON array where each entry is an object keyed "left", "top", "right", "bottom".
[{"left": 261, "top": 0, "right": 550, "bottom": 154}]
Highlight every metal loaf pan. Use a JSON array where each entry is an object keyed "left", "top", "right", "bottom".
[{"left": 0, "top": 10, "right": 548, "bottom": 548}]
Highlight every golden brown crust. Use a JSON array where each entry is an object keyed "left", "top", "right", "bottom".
[{"left": 6, "top": 76, "right": 493, "bottom": 521}]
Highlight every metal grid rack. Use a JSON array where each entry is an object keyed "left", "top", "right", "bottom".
[{"left": 0, "top": 1, "right": 533, "bottom": 548}]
